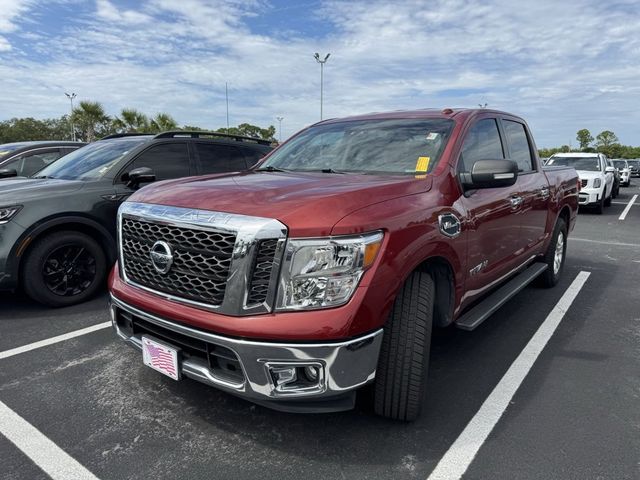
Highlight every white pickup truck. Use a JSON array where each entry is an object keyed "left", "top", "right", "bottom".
[{"left": 546, "top": 153, "right": 614, "bottom": 214}]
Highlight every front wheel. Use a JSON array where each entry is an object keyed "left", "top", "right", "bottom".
[
  {"left": 539, "top": 218, "right": 567, "bottom": 288},
  {"left": 22, "top": 231, "right": 107, "bottom": 307},
  {"left": 594, "top": 192, "right": 605, "bottom": 214},
  {"left": 373, "top": 270, "right": 434, "bottom": 421}
]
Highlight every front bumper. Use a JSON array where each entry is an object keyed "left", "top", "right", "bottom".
[
  {"left": 0, "top": 221, "right": 26, "bottom": 290},
  {"left": 110, "top": 295, "right": 383, "bottom": 413},
  {"left": 578, "top": 187, "right": 602, "bottom": 206}
]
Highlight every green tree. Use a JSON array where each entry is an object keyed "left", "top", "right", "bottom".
[
  {"left": 149, "top": 113, "right": 178, "bottom": 133},
  {"left": 576, "top": 129, "right": 593, "bottom": 150},
  {"left": 112, "top": 108, "right": 149, "bottom": 133},
  {"left": 0, "top": 117, "right": 73, "bottom": 143},
  {"left": 595, "top": 130, "right": 619, "bottom": 149},
  {"left": 72, "top": 101, "right": 110, "bottom": 142},
  {"left": 216, "top": 123, "right": 276, "bottom": 141}
]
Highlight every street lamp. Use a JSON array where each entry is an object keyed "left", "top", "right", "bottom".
[
  {"left": 65, "top": 92, "right": 77, "bottom": 141},
  {"left": 276, "top": 116, "right": 284, "bottom": 143},
  {"left": 478, "top": 103, "right": 488, "bottom": 109},
  {"left": 314, "top": 52, "right": 330, "bottom": 120}
]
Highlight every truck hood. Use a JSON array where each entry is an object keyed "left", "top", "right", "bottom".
[
  {"left": 130, "top": 171, "right": 432, "bottom": 236},
  {"left": 575, "top": 170, "right": 603, "bottom": 179},
  {"left": 0, "top": 177, "right": 84, "bottom": 204}
]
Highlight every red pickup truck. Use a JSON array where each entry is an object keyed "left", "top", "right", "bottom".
[{"left": 109, "top": 108, "right": 579, "bottom": 420}]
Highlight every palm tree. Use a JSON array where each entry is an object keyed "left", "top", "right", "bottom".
[
  {"left": 113, "top": 108, "right": 149, "bottom": 133},
  {"left": 72, "top": 101, "right": 109, "bottom": 142},
  {"left": 149, "top": 113, "right": 178, "bottom": 133}
]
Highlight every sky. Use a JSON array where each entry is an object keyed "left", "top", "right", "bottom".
[{"left": 1, "top": 0, "right": 640, "bottom": 147}]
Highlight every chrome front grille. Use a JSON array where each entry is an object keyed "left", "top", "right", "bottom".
[
  {"left": 121, "top": 218, "right": 235, "bottom": 305},
  {"left": 118, "top": 202, "right": 288, "bottom": 315}
]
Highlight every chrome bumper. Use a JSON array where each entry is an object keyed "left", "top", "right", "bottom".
[{"left": 110, "top": 295, "right": 383, "bottom": 409}]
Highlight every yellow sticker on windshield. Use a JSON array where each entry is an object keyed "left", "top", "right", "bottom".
[{"left": 416, "top": 156, "right": 430, "bottom": 173}]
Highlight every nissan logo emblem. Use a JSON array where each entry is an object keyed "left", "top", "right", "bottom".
[{"left": 150, "top": 240, "right": 174, "bottom": 274}]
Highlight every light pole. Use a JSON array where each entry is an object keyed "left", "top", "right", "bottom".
[
  {"left": 65, "top": 92, "right": 77, "bottom": 141},
  {"left": 478, "top": 103, "right": 488, "bottom": 109},
  {"left": 314, "top": 52, "right": 330, "bottom": 120},
  {"left": 276, "top": 116, "right": 284, "bottom": 143}
]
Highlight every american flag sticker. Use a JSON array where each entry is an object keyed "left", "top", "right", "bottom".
[{"left": 142, "top": 336, "right": 180, "bottom": 381}]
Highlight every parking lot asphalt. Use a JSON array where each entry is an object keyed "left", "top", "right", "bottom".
[{"left": 1, "top": 185, "right": 639, "bottom": 480}]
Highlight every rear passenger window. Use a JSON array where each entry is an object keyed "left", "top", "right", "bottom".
[
  {"left": 196, "top": 144, "right": 247, "bottom": 174},
  {"left": 503, "top": 120, "right": 534, "bottom": 172},
  {"left": 459, "top": 119, "right": 504, "bottom": 172},
  {"left": 128, "top": 143, "right": 190, "bottom": 181}
]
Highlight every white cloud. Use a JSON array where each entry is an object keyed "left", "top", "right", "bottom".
[{"left": 1, "top": 0, "right": 640, "bottom": 146}]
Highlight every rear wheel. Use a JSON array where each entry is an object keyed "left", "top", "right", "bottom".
[
  {"left": 22, "top": 231, "right": 107, "bottom": 307},
  {"left": 539, "top": 218, "right": 567, "bottom": 288},
  {"left": 373, "top": 270, "right": 434, "bottom": 421}
]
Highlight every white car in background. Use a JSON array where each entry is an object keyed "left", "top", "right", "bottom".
[
  {"left": 612, "top": 159, "right": 632, "bottom": 186},
  {"left": 546, "top": 153, "right": 615, "bottom": 214}
]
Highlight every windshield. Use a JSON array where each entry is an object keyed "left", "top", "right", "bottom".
[
  {"left": 34, "top": 137, "right": 149, "bottom": 180},
  {"left": 259, "top": 118, "right": 454, "bottom": 175},
  {"left": 612, "top": 160, "right": 627, "bottom": 169},
  {"left": 546, "top": 156, "right": 601, "bottom": 172}
]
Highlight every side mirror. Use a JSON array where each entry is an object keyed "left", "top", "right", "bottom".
[
  {"left": 605, "top": 166, "right": 615, "bottom": 173},
  {"left": 125, "top": 167, "right": 156, "bottom": 188},
  {"left": 460, "top": 159, "right": 518, "bottom": 189},
  {"left": 0, "top": 168, "right": 18, "bottom": 179}
]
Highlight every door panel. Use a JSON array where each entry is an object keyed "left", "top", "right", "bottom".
[{"left": 457, "top": 117, "right": 525, "bottom": 301}]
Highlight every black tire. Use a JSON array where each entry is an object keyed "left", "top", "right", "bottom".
[
  {"left": 604, "top": 187, "right": 612, "bottom": 207},
  {"left": 612, "top": 184, "right": 619, "bottom": 199},
  {"left": 373, "top": 270, "right": 434, "bottom": 421},
  {"left": 22, "top": 231, "right": 107, "bottom": 307},
  {"left": 539, "top": 218, "right": 567, "bottom": 288},
  {"left": 594, "top": 192, "right": 605, "bottom": 214}
]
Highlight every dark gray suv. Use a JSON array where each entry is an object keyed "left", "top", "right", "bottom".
[{"left": 0, "top": 131, "right": 272, "bottom": 307}]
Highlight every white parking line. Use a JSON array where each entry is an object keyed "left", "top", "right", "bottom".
[
  {"left": 0, "top": 322, "right": 111, "bottom": 360},
  {"left": 618, "top": 194, "right": 638, "bottom": 221},
  {"left": 570, "top": 237, "right": 640, "bottom": 248},
  {"left": 0, "top": 400, "right": 99, "bottom": 480},
  {"left": 427, "top": 271, "right": 591, "bottom": 480}
]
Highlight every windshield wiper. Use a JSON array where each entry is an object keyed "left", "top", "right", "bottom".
[
  {"left": 256, "top": 165, "right": 289, "bottom": 172},
  {"left": 31, "top": 175, "right": 56, "bottom": 179},
  {"left": 319, "top": 168, "right": 347, "bottom": 174}
]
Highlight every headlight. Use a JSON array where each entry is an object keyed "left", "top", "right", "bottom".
[
  {"left": 276, "top": 231, "right": 383, "bottom": 310},
  {"left": 593, "top": 178, "right": 601, "bottom": 188},
  {"left": 0, "top": 205, "right": 22, "bottom": 224}
]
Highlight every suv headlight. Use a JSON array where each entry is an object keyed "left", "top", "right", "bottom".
[
  {"left": 0, "top": 205, "right": 22, "bottom": 224},
  {"left": 593, "top": 178, "right": 601, "bottom": 188},
  {"left": 276, "top": 231, "right": 383, "bottom": 310}
]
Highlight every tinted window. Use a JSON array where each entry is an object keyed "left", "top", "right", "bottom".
[
  {"left": 460, "top": 119, "right": 504, "bottom": 172},
  {"left": 128, "top": 143, "right": 190, "bottom": 181},
  {"left": 4, "top": 150, "right": 62, "bottom": 177},
  {"left": 546, "top": 156, "right": 601, "bottom": 171},
  {"left": 195, "top": 143, "right": 246, "bottom": 174},
  {"left": 503, "top": 120, "right": 534, "bottom": 172}
]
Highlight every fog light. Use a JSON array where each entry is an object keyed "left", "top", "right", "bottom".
[
  {"left": 267, "top": 363, "right": 325, "bottom": 394},
  {"left": 304, "top": 365, "right": 319, "bottom": 382},
  {"left": 270, "top": 366, "right": 297, "bottom": 388}
]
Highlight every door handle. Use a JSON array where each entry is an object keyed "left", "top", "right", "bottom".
[
  {"left": 539, "top": 186, "right": 550, "bottom": 199},
  {"left": 510, "top": 196, "right": 523, "bottom": 208}
]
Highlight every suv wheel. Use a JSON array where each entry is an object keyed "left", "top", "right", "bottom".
[
  {"left": 373, "top": 270, "right": 434, "bottom": 421},
  {"left": 595, "top": 192, "right": 605, "bottom": 214},
  {"left": 22, "top": 231, "right": 107, "bottom": 307}
]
